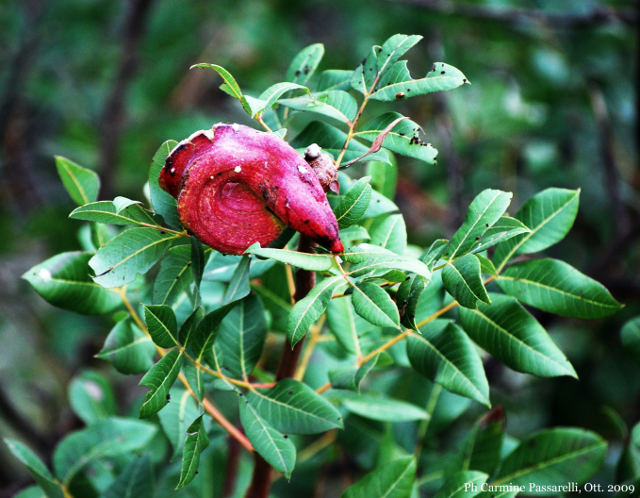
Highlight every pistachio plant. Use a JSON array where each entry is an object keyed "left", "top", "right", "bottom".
[{"left": 9, "top": 34, "right": 624, "bottom": 498}]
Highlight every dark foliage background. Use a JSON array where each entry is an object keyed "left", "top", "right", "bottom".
[{"left": 0, "top": 0, "right": 638, "bottom": 496}]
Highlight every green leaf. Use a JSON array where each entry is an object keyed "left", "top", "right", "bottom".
[
  {"left": 55, "top": 156, "right": 100, "bottom": 206},
  {"left": 466, "top": 409, "right": 506, "bottom": 475},
  {"left": 247, "top": 378, "right": 343, "bottom": 434},
  {"left": 249, "top": 82, "right": 308, "bottom": 117},
  {"left": 397, "top": 274, "right": 426, "bottom": 330},
  {"left": 291, "top": 121, "right": 389, "bottom": 164},
  {"left": 366, "top": 150, "right": 397, "bottom": 199},
  {"left": 421, "top": 239, "right": 449, "bottom": 268},
  {"left": 355, "top": 112, "right": 438, "bottom": 164},
  {"left": 446, "top": 189, "right": 513, "bottom": 260},
  {"left": 279, "top": 90, "right": 357, "bottom": 124},
  {"left": 15, "top": 486, "right": 47, "bottom": 498},
  {"left": 240, "top": 400, "right": 296, "bottom": 478},
  {"left": 149, "top": 140, "right": 180, "bottom": 228},
  {"left": 328, "top": 355, "right": 378, "bottom": 392},
  {"left": 497, "top": 258, "right": 622, "bottom": 318},
  {"left": 494, "top": 188, "right": 580, "bottom": 271},
  {"left": 143, "top": 304, "right": 178, "bottom": 347},
  {"left": 476, "top": 254, "right": 497, "bottom": 276},
  {"left": 351, "top": 45, "right": 380, "bottom": 94},
  {"left": 112, "top": 195, "right": 139, "bottom": 211},
  {"left": 287, "top": 43, "right": 324, "bottom": 85},
  {"left": 316, "top": 69, "right": 352, "bottom": 91},
  {"left": 253, "top": 281, "right": 291, "bottom": 334},
  {"left": 339, "top": 393, "right": 428, "bottom": 422},
  {"left": 52, "top": 417, "right": 157, "bottom": 484},
  {"left": 470, "top": 216, "right": 530, "bottom": 254},
  {"left": 491, "top": 428, "right": 607, "bottom": 488},
  {"left": 370, "top": 61, "right": 469, "bottom": 101},
  {"left": 4, "top": 439, "right": 64, "bottom": 498},
  {"left": 190, "top": 237, "right": 205, "bottom": 290},
  {"left": 102, "top": 455, "right": 153, "bottom": 498},
  {"left": 68, "top": 370, "right": 116, "bottom": 425},
  {"left": 223, "top": 255, "right": 250, "bottom": 304},
  {"left": 459, "top": 293, "right": 576, "bottom": 378},
  {"left": 407, "top": 320, "right": 489, "bottom": 406},
  {"left": 245, "top": 243, "right": 333, "bottom": 271},
  {"left": 344, "top": 244, "right": 431, "bottom": 280},
  {"left": 352, "top": 282, "right": 400, "bottom": 328},
  {"left": 90, "top": 221, "right": 112, "bottom": 249},
  {"left": 176, "top": 415, "right": 210, "bottom": 488},
  {"left": 288, "top": 276, "right": 343, "bottom": 347},
  {"left": 340, "top": 225, "right": 370, "bottom": 246},
  {"left": 176, "top": 307, "right": 201, "bottom": 348},
  {"left": 370, "top": 214, "right": 406, "bottom": 254},
  {"left": 190, "top": 63, "right": 251, "bottom": 114},
  {"left": 214, "top": 295, "right": 266, "bottom": 378},
  {"left": 617, "top": 422, "right": 640, "bottom": 483},
  {"left": 203, "top": 252, "right": 242, "bottom": 282},
  {"left": 334, "top": 177, "right": 372, "bottom": 228},
  {"left": 158, "top": 388, "right": 200, "bottom": 459},
  {"left": 69, "top": 201, "right": 157, "bottom": 227},
  {"left": 96, "top": 319, "right": 155, "bottom": 374},
  {"left": 442, "top": 254, "right": 491, "bottom": 309},
  {"left": 188, "top": 304, "right": 235, "bottom": 364},
  {"left": 435, "top": 470, "right": 488, "bottom": 498},
  {"left": 153, "top": 245, "right": 193, "bottom": 305},
  {"left": 139, "top": 349, "right": 183, "bottom": 418},
  {"left": 377, "top": 34, "right": 423, "bottom": 71},
  {"left": 362, "top": 190, "right": 398, "bottom": 220},
  {"left": 342, "top": 455, "right": 416, "bottom": 498},
  {"left": 89, "top": 227, "right": 179, "bottom": 288},
  {"left": 621, "top": 317, "right": 640, "bottom": 363},
  {"left": 326, "top": 295, "right": 369, "bottom": 354},
  {"left": 23, "top": 251, "right": 121, "bottom": 314}
]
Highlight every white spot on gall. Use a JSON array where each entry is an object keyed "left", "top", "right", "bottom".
[{"left": 234, "top": 166, "right": 242, "bottom": 173}]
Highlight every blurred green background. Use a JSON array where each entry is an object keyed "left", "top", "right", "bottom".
[{"left": 0, "top": 0, "right": 638, "bottom": 495}]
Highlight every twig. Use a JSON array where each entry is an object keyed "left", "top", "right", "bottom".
[
  {"left": 315, "top": 276, "right": 497, "bottom": 394},
  {"left": 298, "top": 430, "right": 337, "bottom": 463},
  {"left": 223, "top": 435, "right": 241, "bottom": 497},
  {"left": 98, "top": 0, "right": 155, "bottom": 198},
  {"left": 335, "top": 53, "right": 393, "bottom": 167},
  {"left": 117, "top": 288, "right": 254, "bottom": 452},
  {"left": 255, "top": 114, "right": 273, "bottom": 132},
  {"left": 245, "top": 235, "right": 318, "bottom": 498},
  {"left": 391, "top": 0, "right": 637, "bottom": 28},
  {"left": 180, "top": 373, "right": 253, "bottom": 452},
  {"left": 294, "top": 318, "right": 326, "bottom": 381}
]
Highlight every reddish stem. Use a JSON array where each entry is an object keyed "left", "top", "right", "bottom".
[
  {"left": 245, "top": 235, "right": 316, "bottom": 498},
  {"left": 223, "top": 435, "right": 241, "bottom": 497}
]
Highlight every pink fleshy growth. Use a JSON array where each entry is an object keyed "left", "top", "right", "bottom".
[{"left": 160, "top": 124, "right": 343, "bottom": 255}]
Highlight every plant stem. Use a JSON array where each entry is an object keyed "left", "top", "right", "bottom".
[
  {"left": 223, "top": 435, "right": 241, "bottom": 497},
  {"left": 245, "top": 235, "right": 316, "bottom": 498},
  {"left": 179, "top": 373, "right": 253, "bottom": 452},
  {"left": 294, "top": 317, "right": 325, "bottom": 381},
  {"left": 315, "top": 276, "right": 497, "bottom": 394},
  {"left": 117, "top": 288, "right": 254, "bottom": 452}
]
